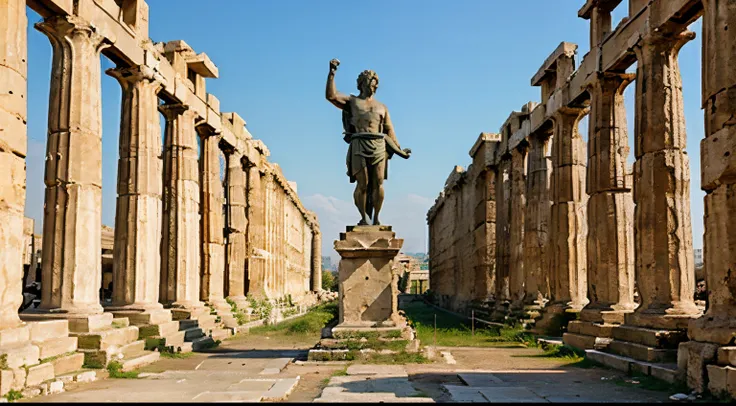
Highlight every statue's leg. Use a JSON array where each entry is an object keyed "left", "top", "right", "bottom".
[
  {"left": 354, "top": 167, "right": 370, "bottom": 225},
  {"left": 371, "top": 160, "right": 386, "bottom": 225}
]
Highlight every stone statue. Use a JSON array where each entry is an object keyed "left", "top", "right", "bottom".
[{"left": 325, "top": 58, "right": 412, "bottom": 226}]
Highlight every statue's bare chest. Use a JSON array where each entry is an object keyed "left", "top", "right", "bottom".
[{"left": 349, "top": 98, "right": 385, "bottom": 132}]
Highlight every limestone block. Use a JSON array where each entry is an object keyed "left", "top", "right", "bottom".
[
  {"left": 26, "top": 320, "right": 69, "bottom": 342},
  {"left": 611, "top": 325, "right": 687, "bottom": 349},
  {"left": 48, "top": 380, "right": 64, "bottom": 394},
  {"left": 0, "top": 108, "right": 27, "bottom": 159},
  {"left": 718, "top": 347, "right": 736, "bottom": 367},
  {"left": 702, "top": 3, "right": 736, "bottom": 102},
  {"left": 37, "top": 336, "right": 77, "bottom": 360},
  {"left": 681, "top": 341, "right": 719, "bottom": 393},
  {"left": 10, "top": 368, "right": 25, "bottom": 391},
  {"left": 0, "top": 61, "right": 27, "bottom": 125},
  {"left": 49, "top": 352, "right": 84, "bottom": 376},
  {"left": 0, "top": 151, "right": 25, "bottom": 212},
  {"left": 701, "top": 127, "right": 736, "bottom": 190},
  {"left": 552, "top": 164, "right": 586, "bottom": 202},
  {"left": 0, "top": 0, "right": 28, "bottom": 78},
  {"left": 0, "top": 370, "right": 12, "bottom": 396},
  {"left": 1, "top": 343, "right": 39, "bottom": 369},
  {"left": 0, "top": 326, "right": 29, "bottom": 348},
  {"left": 25, "top": 363, "right": 54, "bottom": 386}
]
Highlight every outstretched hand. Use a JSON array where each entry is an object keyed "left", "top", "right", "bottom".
[
  {"left": 401, "top": 148, "right": 412, "bottom": 159},
  {"left": 329, "top": 58, "right": 340, "bottom": 73}
]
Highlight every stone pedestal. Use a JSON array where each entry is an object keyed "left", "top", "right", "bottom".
[{"left": 334, "top": 225, "right": 403, "bottom": 329}]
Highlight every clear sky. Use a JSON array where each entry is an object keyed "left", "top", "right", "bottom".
[{"left": 23, "top": 1, "right": 705, "bottom": 263}]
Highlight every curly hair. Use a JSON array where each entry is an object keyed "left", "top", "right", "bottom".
[{"left": 357, "top": 69, "right": 379, "bottom": 92}]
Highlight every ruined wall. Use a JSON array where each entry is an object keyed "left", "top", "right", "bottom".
[{"left": 427, "top": 133, "right": 500, "bottom": 312}]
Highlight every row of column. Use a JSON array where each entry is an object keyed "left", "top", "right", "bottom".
[
  {"left": 0, "top": 12, "right": 324, "bottom": 330},
  {"left": 505, "top": 24, "right": 704, "bottom": 332}
]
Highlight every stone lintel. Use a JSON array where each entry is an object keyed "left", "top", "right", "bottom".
[
  {"left": 508, "top": 120, "right": 531, "bottom": 151},
  {"left": 578, "top": 0, "right": 623, "bottom": 19},
  {"left": 531, "top": 42, "right": 578, "bottom": 87},
  {"left": 468, "top": 132, "right": 501, "bottom": 159},
  {"left": 184, "top": 52, "right": 219, "bottom": 78}
]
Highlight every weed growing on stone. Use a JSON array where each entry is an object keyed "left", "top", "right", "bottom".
[
  {"left": 40, "top": 351, "right": 78, "bottom": 364},
  {"left": 251, "top": 302, "right": 337, "bottom": 336},
  {"left": 0, "top": 354, "right": 8, "bottom": 370},
  {"left": 159, "top": 351, "right": 195, "bottom": 359},
  {"left": 247, "top": 295, "right": 274, "bottom": 320},
  {"left": 106, "top": 361, "right": 139, "bottom": 379},
  {"left": 4, "top": 389, "right": 23, "bottom": 402}
]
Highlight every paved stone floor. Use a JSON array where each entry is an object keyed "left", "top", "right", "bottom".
[{"left": 23, "top": 335, "right": 674, "bottom": 402}]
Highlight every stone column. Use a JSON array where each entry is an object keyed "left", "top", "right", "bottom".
[
  {"left": 629, "top": 31, "right": 700, "bottom": 329},
  {"left": 582, "top": 73, "right": 636, "bottom": 324},
  {"left": 0, "top": 0, "right": 27, "bottom": 329},
  {"left": 549, "top": 108, "right": 589, "bottom": 312},
  {"left": 159, "top": 103, "right": 204, "bottom": 311},
  {"left": 509, "top": 145, "right": 528, "bottom": 308},
  {"left": 311, "top": 229, "right": 322, "bottom": 292},
  {"left": 247, "top": 167, "right": 266, "bottom": 296},
  {"left": 689, "top": 0, "right": 736, "bottom": 345},
  {"left": 524, "top": 131, "right": 553, "bottom": 305},
  {"left": 107, "top": 65, "right": 166, "bottom": 315},
  {"left": 494, "top": 159, "right": 512, "bottom": 311},
  {"left": 226, "top": 150, "right": 248, "bottom": 308},
  {"left": 36, "top": 16, "right": 108, "bottom": 314},
  {"left": 198, "top": 127, "right": 227, "bottom": 307}
]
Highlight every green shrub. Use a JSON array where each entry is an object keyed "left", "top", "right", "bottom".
[
  {"left": 107, "top": 361, "right": 139, "bottom": 379},
  {"left": 322, "top": 270, "right": 337, "bottom": 291},
  {"left": 4, "top": 390, "right": 23, "bottom": 402}
]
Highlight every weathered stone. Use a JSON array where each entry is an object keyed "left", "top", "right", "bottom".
[
  {"left": 334, "top": 226, "right": 403, "bottom": 327},
  {"left": 680, "top": 341, "right": 719, "bottom": 393}
]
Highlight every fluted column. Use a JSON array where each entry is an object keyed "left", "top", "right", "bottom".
[
  {"left": 689, "top": 0, "right": 736, "bottom": 344},
  {"left": 509, "top": 145, "right": 528, "bottom": 308},
  {"left": 108, "top": 65, "right": 165, "bottom": 312},
  {"left": 524, "top": 132, "right": 553, "bottom": 305},
  {"left": 582, "top": 73, "right": 636, "bottom": 324},
  {"left": 198, "top": 127, "right": 227, "bottom": 306},
  {"left": 159, "top": 103, "right": 203, "bottom": 310},
  {"left": 629, "top": 31, "right": 700, "bottom": 329},
  {"left": 549, "top": 108, "right": 589, "bottom": 312},
  {"left": 311, "top": 229, "right": 322, "bottom": 292},
  {"left": 0, "top": 0, "right": 27, "bottom": 328},
  {"left": 246, "top": 166, "right": 266, "bottom": 296},
  {"left": 36, "top": 16, "right": 108, "bottom": 314},
  {"left": 226, "top": 150, "right": 248, "bottom": 307}
]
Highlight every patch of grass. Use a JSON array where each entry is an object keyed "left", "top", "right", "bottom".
[
  {"left": 332, "top": 367, "right": 348, "bottom": 377},
  {"left": 360, "top": 350, "right": 430, "bottom": 364},
  {"left": 339, "top": 338, "right": 409, "bottom": 352},
  {"left": 159, "top": 350, "right": 195, "bottom": 359},
  {"left": 409, "top": 391, "right": 431, "bottom": 398},
  {"left": 250, "top": 302, "right": 337, "bottom": 337},
  {"left": 4, "top": 389, "right": 23, "bottom": 402},
  {"left": 106, "top": 361, "right": 139, "bottom": 379}
]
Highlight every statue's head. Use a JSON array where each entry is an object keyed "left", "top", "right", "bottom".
[{"left": 357, "top": 70, "right": 379, "bottom": 96}]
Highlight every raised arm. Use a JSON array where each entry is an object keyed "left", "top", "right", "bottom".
[{"left": 325, "top": 59, "right": 350, "bottom": 109}]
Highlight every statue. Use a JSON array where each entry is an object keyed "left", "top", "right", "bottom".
[{"left": 325, "top": 58, "right": 412, "bottom": 226}]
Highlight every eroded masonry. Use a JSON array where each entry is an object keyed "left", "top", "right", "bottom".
[
  {"left": 0, "top": 0, "right": 322, "bottom": 397},
  {"left": 428, "top": 0, "right": 736, "bottom": 399}
]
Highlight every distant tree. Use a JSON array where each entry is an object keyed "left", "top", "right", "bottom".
[{"left": 322, "top": 270, "right": 337, "bottom": 292}]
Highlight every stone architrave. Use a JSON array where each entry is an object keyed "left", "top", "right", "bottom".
[
  {"left": 582, "top": 73, "right": 636, "bottom": 324},
  {"left": 629, "top": 30, "right": 701, "bottom": 329},
  {"left": 226, "top": 150, "right": 248, "bottom": 308},
  {"left": 689, "top": 0, "right": 736, "bottom": 346},
  {"left": 198, "top": 127, "right": 227, "bottom": 308},
  {"left": 334, "top": 226, "right": 403, "bottom": 327},
  {"left": 0, "top": 0, "right": 27, "bottom": 329},
  {"left": 524, "top": 131, "right": 553, "bottom": 305},
  {"left": 311, "top": 229, "right": 322, "bottom": 292},
  {"left": 106, "top": 65, "right": 166, "bottom": 317},
  {"left": 35, "top": 16, "right": 109, "bottom": 315},
  {"left": 508, "top": 145, "right": 528, "bottom": 309},
  {"left": 159, "top": 103, "right": 204, "bottom": 311},
  {"left": 549, "top": 107, "right": 589, "bottom": 313}
]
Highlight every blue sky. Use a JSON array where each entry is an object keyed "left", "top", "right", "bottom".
[{"left": 23, "top": 1, "right": 705, "bottom": 261}]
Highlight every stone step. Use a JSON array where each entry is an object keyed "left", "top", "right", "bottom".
[
  {"left": 49, "top": 352, "right": 85, "bottom": 376},
  {"left": 262, "top": 377, "right": 300, "bottom": 401},
  {"left": 120, "top": 340, "right": 146, "bottom": 357},
  {"left": 0, "top": 342, "right": 40, "bottom": 369},
  {"left": 611, "top": 325, "right": 687, "bottom": 349},
  {"left": 183, "top": 327, "right": 205, "bottom": 341},
  {"left": 220, "top": 315, "right": 239, "bottom": 329},
  {"left": 144, "top": 331, "right": 186, "bottom": 351},
  {"left": 37, "top": 336, "right": 78, "bottom": 360},
  {"left": 607, "top": 339, "right": 677, "bottom": 363},
  {"left": 73, "top": 326, "right": 139, "bottom": 351},
  {"left": 111, "top": 318, "right": 130, "bottom": 328},
  {"left": 567, "top": 320, "right": 615, "bottom": 338},
  {"left": 179, "top": 342, "right": 194, "bottom": 353},
  {"left": 25, "top": 362, "right": 54, "bottom": 387},
  {"left": 195, "top": 315, "right": 218, "bottom": 330},
  {"left": 139, "top": 321, "right": 180, "bottom": 338},
  {"left": 585, "top": 350, "right": 679, "bottom": 383},
  {"left": 0, "top": 325, "right": 30, "bottom": 348},
  {"left": 78, "top": 339, "right": 146, "bottom": 369},
  {"left": 56, "top": 370, "right": 97, "bottom": 385},
  {"left": 171, "top": 307, "right": 210, "bottom": 321},
  {"left": 210, "top": 328, "right": 231, "bottom": 342},
  {"left": 562, "top": 333, "right": 611, "bottom": 351},
  {"left": 27, "top": 320, "right": 70, "bottom": 342},
  {"left": 120, "top": 351, "right": 160, "bottom": 372},
  {"left": 190, "top": 336, "right": 216, "bottom": 351},
  {"left": 179, "top": 319, "right": 200, "bottom": 331}
]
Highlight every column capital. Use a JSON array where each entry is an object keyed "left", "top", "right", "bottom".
[
  {"left": 635, "top": 30, "right": 696, "bottom": 58},
  {"left": 106, "top": 65, "right": 167, "bottom": 91},
  {"left": 158, "top": 103, "right": 190, "bottom": 120},
  {"left": 35, "top": 15, "right": 108, "bottom": 52}
]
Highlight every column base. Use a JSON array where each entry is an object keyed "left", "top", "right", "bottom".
[
  {"left": 688, "top": 313, "right": 736, "bottom": 346},
  {"left": 106, "top": 307, "right": 173, "bottom": 326},
  {"left": 624, "top": 310, "right": 701, "bottom": 330},
  {"left": 579, "top": 307, "right": 633, "bottom": 325}
]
